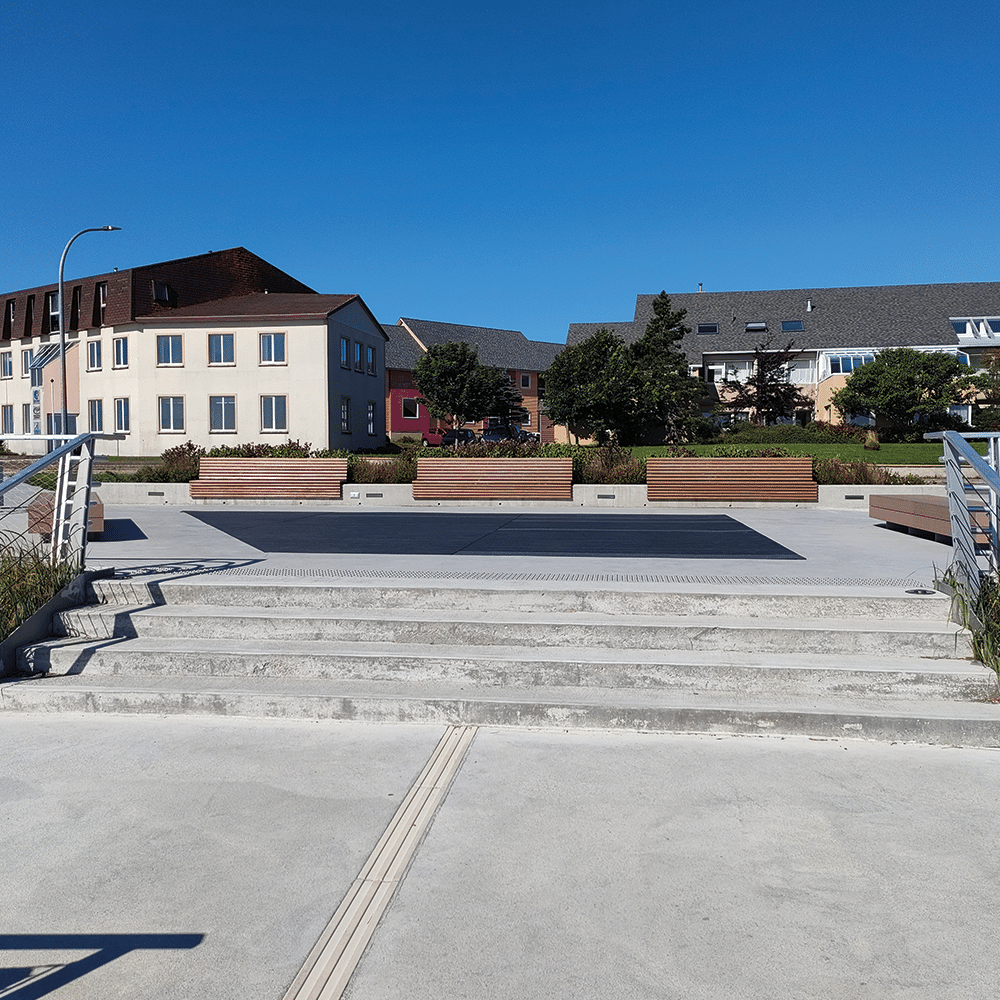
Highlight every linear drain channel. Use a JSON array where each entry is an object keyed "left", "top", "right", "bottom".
[{"left": 108, "top": 564, "right": 931, "bottom": 589}]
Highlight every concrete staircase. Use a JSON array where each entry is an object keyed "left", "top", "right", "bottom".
[{"left": 4, "top": 576, "right": 999, "bottom": 744}]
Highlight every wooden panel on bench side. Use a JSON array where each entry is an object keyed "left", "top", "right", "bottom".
[
  {"left": 646, "top": 457, "right": 817, "bottom": 502},
  {"left": 412, "top": 458, "right": 573, "bottom": 500},
  {"left": 189, "top": 458, "right": 349, "bottom": 499},
  {"left": 869, "top": 493, "right": 988, "bottom": 540}
]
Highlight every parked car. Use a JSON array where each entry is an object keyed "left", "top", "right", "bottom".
[
  {"left": 440, "top": 428, "right": 479, "bottom": 447},
  {"left": 480, "top": 424, "right": 518, "bottom": 443},
  {"left": 421, "top": 428, "right": 445, "bottom": 447}
]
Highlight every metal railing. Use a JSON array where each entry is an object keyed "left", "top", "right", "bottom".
[
  {"left": 1, "top": 433, "right": 121, "bottom": 569},
  {"left": 924, "top": 431, "right": 1000, "bottom": 600}
]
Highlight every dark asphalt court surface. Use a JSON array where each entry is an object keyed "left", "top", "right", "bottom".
[{"left": 183, "top": 511, "right": 805, "bottom": 560}]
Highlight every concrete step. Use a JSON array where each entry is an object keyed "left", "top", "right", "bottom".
[
  {"left": 54, "top": 604, "right": 974, "bottom": 658},
  {"left": 3, "top": 673, "right": 998, "bottom": 746},
  {"left": 17, "top": 636, "right": 991, "bottom": 700},
  {"left": 88, "top": 579, "right": 954, "bottom": 622}
]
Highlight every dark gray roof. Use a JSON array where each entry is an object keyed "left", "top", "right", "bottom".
[
  {"left": 397, "top": 317, "right": 561, "bottom": 372},
  {"left": 383, "top": 323, "right": 424, "bottom": 369},
  {"left": 567, "top": 282, "right": 1000, "bottom": 358}
]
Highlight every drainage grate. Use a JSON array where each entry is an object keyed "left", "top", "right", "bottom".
[{"left": 108, "top": 564, "right": 933, "bottom": 588}]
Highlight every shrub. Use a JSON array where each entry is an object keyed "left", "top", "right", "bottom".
[
  {"left": 704, "top": 445, "right": 792, "bottom": 458},
  {"left": 812, "top": 458, "right": 923, "bottom": 485},
  {"left": 349, "top": 454, "right": 418, "bottom": 483},
  {"left": 864, "top": 430, "right": 880, "bottom": 451}
]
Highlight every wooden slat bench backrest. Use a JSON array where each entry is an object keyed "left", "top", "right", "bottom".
[
  {"left": 647, "top": 457, "right": 817, "bottom": 502},
  {"left": 413, "top": 458, "right": 573, "bottom": 500},
  {"left": 189, "top": 458, "right": 349, "bottom": 499}
]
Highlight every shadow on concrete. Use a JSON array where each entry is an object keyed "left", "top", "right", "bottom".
[
  {"left": 91, "top": 519, "right": 148, "bottom": 542},
  {"left": 182, "top": 510, "right": 805, "bottom": 560},
  {"left": 0, "top": 933, "right": 203, "bottom": 999}
]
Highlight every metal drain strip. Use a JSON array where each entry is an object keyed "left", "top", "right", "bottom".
[{"left": 282, "top": 725, "right": 477, "bottom": 1000}]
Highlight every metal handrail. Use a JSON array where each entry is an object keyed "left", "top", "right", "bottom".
[{"left": 924, "top": 431, "right": 1000, "bottom": 599}]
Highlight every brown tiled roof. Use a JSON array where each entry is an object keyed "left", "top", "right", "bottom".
[{"left": 137, "top": 293, "right": 357, "bottom": 321}]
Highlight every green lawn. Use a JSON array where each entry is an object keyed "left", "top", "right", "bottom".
[{"left": 632, "top": 441, "right": 988, "bottom": 464}]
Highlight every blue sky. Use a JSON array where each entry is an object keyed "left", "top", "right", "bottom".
[{"left": 3, "top": 0, "right": 998, "bottom": 343}]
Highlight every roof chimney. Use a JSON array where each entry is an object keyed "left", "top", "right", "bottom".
[
  {"left": 806, "top": 299, "right": 813, "bottom": 312},
  {"left": 698, "top": 283, "right": 703, "bottom": 293}
]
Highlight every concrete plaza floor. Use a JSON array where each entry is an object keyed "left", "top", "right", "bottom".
[{"left": 2, "top": 715, "right": 998, "bottom": 999}]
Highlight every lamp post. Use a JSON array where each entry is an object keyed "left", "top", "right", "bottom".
[{"left": 58, "top": 226, "right": 122, "bottom": 435}]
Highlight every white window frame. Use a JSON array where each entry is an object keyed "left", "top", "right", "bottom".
[
  {"left": 1, "top": 404, "right": 13, "bottom": 435},
  {"left": 157, "top": 335, "right": 183, "bottom": 366},
  {"left": 115, "top": 397, "right": 130, "bottom": 433},
  {"left": 22, "top": 402, "right": 31, "bottom": 433},
  {"left": 366, "top": 345, "right": 376, "bottom": 375},
  {"left": 261, "top": 394, "right": 287, "bottom": 432},
  {"left": 401, "top": 398, "right": 419, "bottom": 419},
  {"left": 260, "top": 332, "right": 286, "bottom": 365},
  {"left": 367, "top": 401, "right": 376, "bottom": 436},
  {"left": 520, "top": 373, "right": 531, "bottom": 389},
  {"left": 87, "top": 339, "right": 102, "bottom": 371},
  {"left": 47, "top": 291, "right": 59, "bottom": 332},
  {"left": 0, "top": 351, "right": 11, "bottom": 379},
  {"left": 113, "top": 336, "right": 128, "bottom": 368},
  {"left": 88, "top": 399, "right": 103, "bottom": 432},
  {"left": 96, "top": 282, "right": 108, "bottom": 326},
  {"left": 21, "top": 349, "right": 33, "bottom": 377},
  {"left": 158, "top": 396, "right": 185, "bottom": 432},
  {"left": 208, "top": 332, "right": 235, "bottom": 366},
  {"left": 209, "top": 395, "right": 236, "bottom": 433}
]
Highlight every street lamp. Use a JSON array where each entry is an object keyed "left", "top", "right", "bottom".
[{"left": 58, "top": 226, "right": 122, "bottom": 435}]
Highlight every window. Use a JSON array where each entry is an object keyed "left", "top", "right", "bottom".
[
  {"left": 94, "top": 283, "right": 107, "bottom": 327},
  {"left": 353, "top": 341, "right": 362, "bottom": 372},
  {"left": 367, "top": 344, "right": 376, "bottom": 375},
  {"left": 261, "top": 395, "right": 287, "bottom": 432},
  {"left": 402, "top": 398, "right": 419, "bottom": 419},
  {"left": 22, "top": 403, "right": 31, "bottom": 433},
  {"left": 208, "top": 333, "right": 234, "bottom": 365},
  {"left": 958, "top": 352, "right": 970, "bottom": 366},
  {"left": 210, "top": 395, "right": 236, "bottom": 432},
  {"left": 989, "top": 319, "right": 1000, "bottom": 335},
  {"left": 781, "top": 320, "right": 804, "bottom": 332},
  {"left": 0, "top": 351, "right": 11, "bottom": 379},
  {"left": 24, "top": 296, "right": 34, "bottom": 336},
  {"left": 157, "top": 335, "right": 182, "bottom": 365},
  {"left": 1, "top": 404, "right": 12, "bottom": 435},
  {"left": 3, "top": 300, "right": 12, "bottom": 339},
  {"left": 115, "top": 398, "right": 130, "bottom": 433},
  {"left": 88, "top": 399, "right": 104, "bottom": 432},
  {"left": 152, "top": 281, "right": 176, "bottom": 306},
  {"left": 829, "top": 355, "right": 875, "bottom": 374},
  {"left": 47, "top": 292, "right": 59, "bottom": 332},
  {"left": 22, "top": 349, "right": 33, "bottom": 376},
  {"left": 87, "top": 340, "right": 102, "bottom": 371},
  {"left": 341, "top": 396, "right": 351, "bottom": 434},
  {"left": 367, "top": 401, "right": 376, "bottom": 435},
  {"left": 697, "top": 323, "right": 719, "bottom": 335},
  {"left": 159, "top": 396, "right": 184, "bottom": 432},
  {"left": 340, "top": 336, "right": 349, "bottom": 368},
  {"left": 260, "top": 332, "right": 286, "bottom": 364},
  {"left": 951, "top": 320, "right": 969, "bottom": 335},
  {"left": 69, "top": 286, "right": 81, "bottom": 330},
  {"left": 113, "top": 337, "right": 128, "bottom": 368}
]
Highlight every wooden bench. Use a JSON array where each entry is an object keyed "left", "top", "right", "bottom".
[
  {"left": 27, "top": 491, "right": 104, "bottom": 539},
  {"left": 189, "top": 458, "right": 349, "bottom": 499},
  {"left": 646, "top": 457, "right": 818, "bottom": 502},
  {"left": 412, "top": 458, "right": 573, "bottom": 501},
  {"left": 869, "top": 493, "right": 989, "bottom": 543}
]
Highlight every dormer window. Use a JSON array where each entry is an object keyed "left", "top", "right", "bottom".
[
  {"left": 153, "top": 281, "right": 177, "bottom": 307},
  {"left": 46, "top": 292, "right": 60, "bottom": 333}
]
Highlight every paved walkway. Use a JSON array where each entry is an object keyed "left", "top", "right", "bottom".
[
  {"left": 84, "top": 502, "right": 944, "bottom": 595},
  {"left": 2, "top": 716, "right": 997, "bottom": 999}
]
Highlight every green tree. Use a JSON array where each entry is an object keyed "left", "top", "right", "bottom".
[
  {"left": 543, "top": 328, "right": 642, "bottom": 444},
  {"left": 630, "top": 292, "right": 704, "bottom": 441},
  {"left": 831, "top": 347, "right": 974, "bottom": 435},
  {"left": 720, "top": 338, "right": 813, "bottom": 426},
  {"left": 414, "top": 341, "right": 524, "bottom": 432}
]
